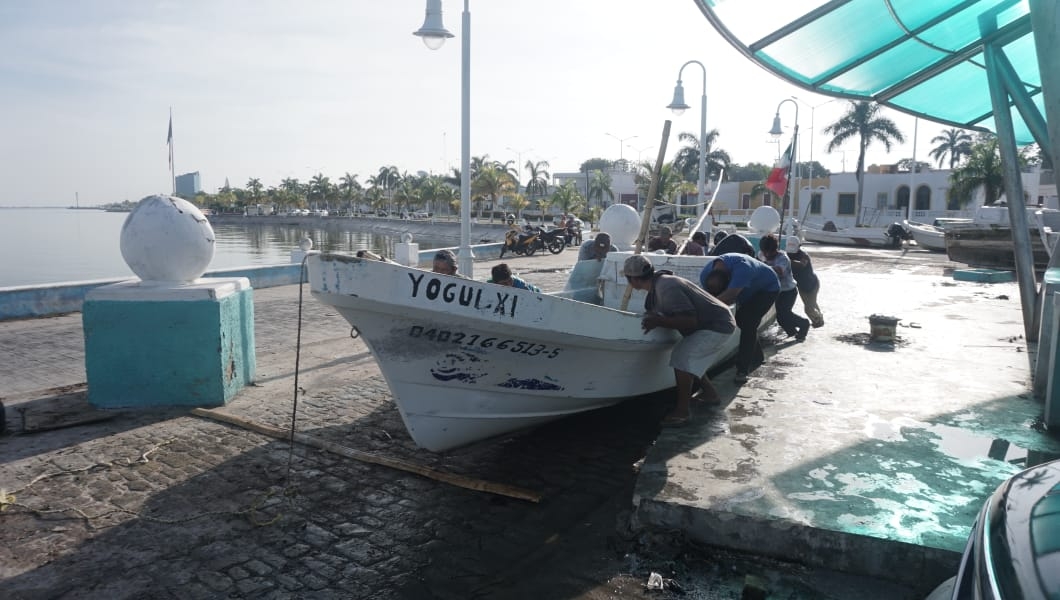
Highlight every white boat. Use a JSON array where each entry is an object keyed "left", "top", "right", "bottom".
[
  {"left": 801, "top": 219, "right": 906, "bottom": 248},
  {"left": 903, "top": 220, "right": 946, "bottom": 251},
  {"left": 307, "top": 250, "right": 754, "bottom": 451},
  {"left": 945, "top": 204, "right": 1060, "bottom": 270},
  {"left": 1034, "top": 209, "right": 1060, "bottom": 259}
]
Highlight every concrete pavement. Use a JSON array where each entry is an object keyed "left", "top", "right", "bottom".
[{"left": 2, "top": 240, "right": 1059, "bottom": 597}]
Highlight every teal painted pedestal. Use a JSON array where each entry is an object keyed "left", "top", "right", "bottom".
[{"left": 83, "top": 278, "right": 256, "bottom": 408}]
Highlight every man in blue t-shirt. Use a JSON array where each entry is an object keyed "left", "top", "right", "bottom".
[{"left": 700, "top": 253, "right": 779, "bottom": 384}]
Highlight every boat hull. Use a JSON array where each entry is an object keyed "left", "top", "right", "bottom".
[
  {"left": 945, "top": 226, "right": 1051, "bottom": 271},
  {"left": 308, "top": 253, "right": 738, "bottom": 451},
  {"left": 802, "top": 224, "right": 897, "bottom": 247},
  {"left": 904, "top": 221, "right": 946, "bottom": 252}
]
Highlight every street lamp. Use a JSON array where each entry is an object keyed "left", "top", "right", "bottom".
[
  {"left": 605, "top": 133, "right": 637, "bottom": 161},
  {"left": 415, "top": 0, "right": 474, "bottom": 277},
  {"left": 506, "top": 146, "right": 532, "bottom": 187},
  {"left": 792, "top": 96, "right": 841, "bottom": 192},
  {"left": 667, "top": 60, "right": 707, "bottom": 218},
  {"left": 628, "top": 144, "right": 654, "bottom": 163},
  {"left": 768, "top": 98, "right": 799, "bottom": 233}
]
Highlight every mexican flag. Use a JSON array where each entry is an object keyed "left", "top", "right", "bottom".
[{"left": 766, "top": 139, "right": 793, "bottom": 197}]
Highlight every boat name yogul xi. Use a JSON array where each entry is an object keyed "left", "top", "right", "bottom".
[{"left": 408, "top": 273, "right": 519, "bottom": 318}]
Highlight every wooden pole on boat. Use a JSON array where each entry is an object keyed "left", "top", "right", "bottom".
[
  {"left": 190, "top": 408, "right": 543, "bottom": 503},
  {"left": 621, "top": 120, "right": 672, "bottom": 312}
]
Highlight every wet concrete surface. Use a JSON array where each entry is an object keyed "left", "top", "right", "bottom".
[{"left": 1, "top": 241, "right": 1048, "bottom": 598}]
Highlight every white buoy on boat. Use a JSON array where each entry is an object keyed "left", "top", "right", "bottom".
[{"left": 599, "top": 204, "right": 640, "bottom": 250}]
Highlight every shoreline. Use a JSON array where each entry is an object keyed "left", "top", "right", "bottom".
[{"left": 207, "top": 214, "right": 534, "bottom": 244}]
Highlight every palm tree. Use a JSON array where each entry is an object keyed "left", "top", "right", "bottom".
[
  {"left": 949, "top": 137, "right": 1014, "bottom": 207},
  {"left": 471, "top": 164, "right": 515, "bottom": 219},
  {"left": 587, "top": 170, "right": 614, "bottom": 209},
  {"left": 245, "top": 178, "right": 264, "bottom": 203},
  {"left": 634, "top": 161, "right": 688, "bottom": 205},
  {"left": 524, "top": 160, "right": 551, "bottom": 205},
  {"left": 673, "top": 129, "right": 732, "bottom": 183},
  {"left": 308, "top": 173, "right": 331, "bottom": 209},
  {"left": 418, "top": 175, "right": 451, "bottom": 217},
  {"left": 339, "top": 172, "right": 361, "bottom": 213},
  {"left": 824, "top": 101, "right": 905, "bottom": 226},
  {"left": 929, "top": 128, "right": 974, "bottom": 169},
  {"left": 551, "top": 181, "right": 586, "bottom": 217},
  {"left": 507, "top": 193, "right": 530, "bottom": 219}
]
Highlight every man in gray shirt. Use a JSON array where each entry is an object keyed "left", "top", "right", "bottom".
[{"left": 623, "top": 254, "right": 736, "bottom": 427}]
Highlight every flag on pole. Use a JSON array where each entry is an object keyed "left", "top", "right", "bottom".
[
  {"left": 765, "top": 139, "right": 793, "bottom": 197},
  {"left": 167, "top": 114, "right": 174, "bottom": 170}
]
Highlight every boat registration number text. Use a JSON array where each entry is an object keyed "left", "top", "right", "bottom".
[{"left": 408, "top": 326, "right": 561, "bottom": 359}]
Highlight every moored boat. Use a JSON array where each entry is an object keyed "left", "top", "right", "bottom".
[
  {"left": 945, "top": 204, "right": 1060, "bottom": 270},
  {"left": 801, "top": 219, "right": 907, "bottom": 248},
  {"left": 307, "top": 250, "right": 759, "bottom": 451},
  {"left": 903, "top": 220, "right": 945, "bottom": 251}
]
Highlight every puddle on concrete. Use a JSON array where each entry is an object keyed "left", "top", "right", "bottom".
[
  {"left": 866, "top": 415, "right": 1060, "bottom": 469},
  {"left": 834, "top": 332, "right": 910, "bottom": 349}
]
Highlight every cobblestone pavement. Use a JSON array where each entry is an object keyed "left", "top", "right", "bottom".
[{"left": 0, "top": 244, "right": 949, "bottom": 598}]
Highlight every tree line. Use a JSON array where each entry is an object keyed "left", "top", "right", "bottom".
[{"left": 185, "top": 101, "right": 1042, "bottom": 223}]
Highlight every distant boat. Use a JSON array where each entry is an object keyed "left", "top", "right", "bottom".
[
  {"left": 945, "top": 204, "right": 1060, "bottom": 270},
  {"left": 801, "top": 219, "right": 907, "bottom": 248}
]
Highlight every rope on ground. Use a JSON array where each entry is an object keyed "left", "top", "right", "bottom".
[
  {"left": 0, "top": 439, "right": 283, "bottom": 528},
  {"left": 190, "top": 407, "right": 543, "bottom": 503}
]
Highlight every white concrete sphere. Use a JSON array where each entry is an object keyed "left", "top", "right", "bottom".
[
  {"left": 748, "top": 205, "right": 781, "bottom": 234},
  {"left": 120, "top": 195, "right": 215, "bottom": 282},
  {"left": 598, "top": 204, "right": 640, "bottom": 250},
  {"left": 299, "top": 236, "right": 314, "bottom": 251}
]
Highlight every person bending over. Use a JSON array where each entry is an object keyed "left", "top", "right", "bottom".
[
  {"left": 578, "top": 232, "right": 618, "bottom": 261},
  {"left": 758, "top": 234, "right": 810, "bottom": 341},
  {"left": 700, "top": 253, "right": 779, "bottom": 384},
  {"left": 488, "top": 263, "right": 540, "bottom": 292},
  {"left": 787, "top": 238, "right": 824, "bottom": 328},
  {"left": 624, "top": 255, "right": 735, "bottom": 427},
  {"left": 431, "top": 249, "right": 468, "bottom": 278},
  {"left": 708, "top": 231, "right": 756, "bottom": 257},
  {"left": 647, "top": 226, "right": 678, "bottom": 254}
]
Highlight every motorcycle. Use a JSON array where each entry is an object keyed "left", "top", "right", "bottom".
[
  {"left": 499, "top": 225, "right": 542, "bottom": 257},
  {"left": 536, "top": 226, "right": 567, "bottom": 255}
]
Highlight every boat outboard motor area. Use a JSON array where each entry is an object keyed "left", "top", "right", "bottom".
[{"left": 886, "top": 222, "right": 913, "bottom": 248}]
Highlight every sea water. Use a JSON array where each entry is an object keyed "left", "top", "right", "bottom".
[{"left": 0, "top": 208, "right": 450, "bottom": 287}]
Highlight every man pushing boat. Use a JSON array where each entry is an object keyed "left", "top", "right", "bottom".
[{"left": 623, "top": 255, "right": 736, "bottom": 427}]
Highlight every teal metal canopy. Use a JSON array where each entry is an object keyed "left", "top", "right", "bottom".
[{"left": 694, "top": 0, "right": 1042, "bottom": 144}]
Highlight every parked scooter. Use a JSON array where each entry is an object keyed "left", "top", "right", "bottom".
[{"left": 500, "top": 226, "right": 542, "bottom": 257}]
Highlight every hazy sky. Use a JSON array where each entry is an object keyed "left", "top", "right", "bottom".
[{"left": 1, "top": 0, "right": 957, "bottom": 207}]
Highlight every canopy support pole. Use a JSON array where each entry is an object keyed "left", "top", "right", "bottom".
[{"left": 982, "top": 15, "right": 1038, "bottom": 341}]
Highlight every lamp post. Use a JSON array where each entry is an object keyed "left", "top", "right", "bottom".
[
  {"left": 605, "top": 133, "right": 637, "bottom": 161},
  {"left": 506, "top": 146, "right": 532, "bottom": 189},
  {"left": 768, "top": 98, "right": 799, "bottom": 233},
  {"left": 667, "top": 60, "right": 707, "bottom": 218},
  {"left": 797, "top": 95, "right": 843, "bottom": 215},
  {"left": 415, "top": 0, "right": 475, "bottom": 277},
  {"left": 628, "top": 144, "right": 654, "bottom": 163}
]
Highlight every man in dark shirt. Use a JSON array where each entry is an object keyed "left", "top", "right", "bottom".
[
  {"left": 709, "top": 231, "right": 756, "bottom": 257},
  {"left": 647, "top": 226, "right": 678, "bottom": 254},
  {"left": 624, "top": 254, "right": 736, "bottom": 426}
]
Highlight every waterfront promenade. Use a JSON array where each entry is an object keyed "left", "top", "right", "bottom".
[{"left": 3, "top": 243, "right": 1060, "bottom": 598}]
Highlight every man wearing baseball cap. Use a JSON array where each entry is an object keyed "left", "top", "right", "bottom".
[
  {"left": 578, "top": 232, "right": 618, "bottom": 261},
  {"left": 624, "top": 254, "right": 735, "bottom": 427}
]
